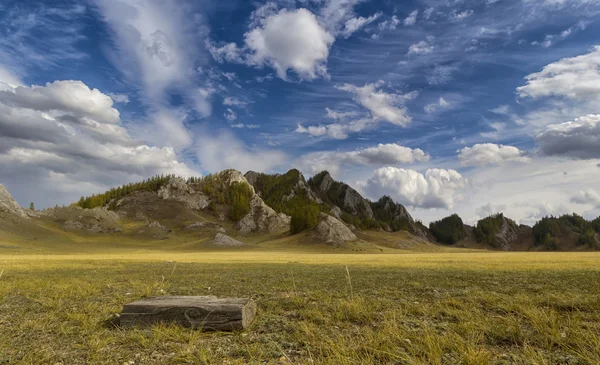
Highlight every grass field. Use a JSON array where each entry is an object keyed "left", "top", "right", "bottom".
[{"left": 1, "top": 248, "right": 599, "bottom": 365}]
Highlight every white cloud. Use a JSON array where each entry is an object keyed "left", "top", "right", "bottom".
[
  {"left": 295, "top": 118, "right": 375, "bottom": 140},
  {"left": 427, "top": 65, "right": 458, "bottom": 85},
  {"left": 408, "top": 39, "right": 434, "bottom": 55},
  {"left": 476, "top": 203, "right": 507, "bottom": 219},
  {"left": 94, "top": 0, "right": 205, "bottom": 101},
  {"left": 539, "top": 20, "right": 590, "bottom": 48},
  {"left": 0, "top": 79, "right": 194, "bottom": 208},
  {"left": 300, "top": 144, "right": 429, "bottom": 175},
  {"left": 298, "top": 144, "right": 428, "bottom": 176},
  {"left": 536, "top": 114, "right": 600, "bottom": 159},
  {"left": 325, "top": 108, "right": 358, "bottom": 120},
  {"left": 224, "top": 108, "right": 237, "bottom": 121},
  {"left": 94, "top": 0, "right": 204, "bottom": 147},
  {"left": 209, "top": 8, "right": 335, "bottom": 81},
  {"left": 1, "top": 80, "right": 120, "bottom": 124},
  {"left": 423, "top": 7, "right": 434, "bottom": 20},
  {"left": 107, "top": 93, "right": 130, "bottom": 104},
  {"left": 571, "top": 189, "right": 600, "bottom": 207},
  {"left": 451, "top": 10, "right": 474, "bottom": 21},
  {"left": 424, "top": 97, "right": 450, "bottom": 114},
  {"left": 0, "top": 65, "right": 23, "bottom": 89},
  {"left": 403, "top": 10, "right": 418, "bottom": 26},
  {"left": 516, "top": 46, "right": 600, "bottom": 100},
  {"left": 223, "top": 96, "right": 248, "bottom": 107},
  {"left": 336, "top": 81, "right": 413, "bottom": 126},
  {"left": 318, "top": 0, "right": 364, "bottom": 34},
  {"left": 362, "top": 167, "right": 466, "bottom": 209},
  {"left": 458, "top": 143, "right": 531, "bottom": 166},
  {"left": 377, "top": 15, "right": 400, "bottom": 31},
  {"left": 341, "top": 13, "right": 381, "bottom": 38},
  {"left": 196, "top": 130, "right": 287, "bottom": 173}
]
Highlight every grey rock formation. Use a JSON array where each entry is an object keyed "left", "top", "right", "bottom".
[
  {"left": 220, "top": 170, "right": 254, "bottom": 191},
  {"left": 373, "top": 196, "right": 429, "bottom": 239},
  {"left": 244, "top": 171, "right": 260, "bottom": 188},
  {"left": 330, "top": 206, "right": 342, "bottom": 219},
  {"left": 495, "top": 216, "right": 522, "bottom": 251},
  {"left": 0, "top": 184, "right": 28, "bottom": 219},
  {"left": 158, "top": 178, "right": 210, "bottom": 210},
  {"left": 51, "top": 207, "right": 122, "bottom": 233},
  {"left": 312, "top": 213, "right": 357, "bottom": 245},
  {"left": 211, "top": 233, "right": 246, "bottom": 247},
  {"left": 236, "top": 195, "right": 291, "bottom": 234},
  {"left": 313, "top": 172, "right": 373, "bottom": 218}
]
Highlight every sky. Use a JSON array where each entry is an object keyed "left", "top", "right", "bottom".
[{"left": 1, "top": 0, "right": 600, "bottom": 225}]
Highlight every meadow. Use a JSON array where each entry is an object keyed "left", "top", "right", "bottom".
[{"left": 1, "top": 247, "right": 599, "bottom": 365}]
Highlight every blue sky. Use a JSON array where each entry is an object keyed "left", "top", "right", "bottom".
[{"left": 1, "top": 0, "right": 600, "bottom": 225}]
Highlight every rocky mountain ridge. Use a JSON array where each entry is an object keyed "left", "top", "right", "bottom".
[{"left": 2, "top": 169, "right": 599, "bottom": 251}]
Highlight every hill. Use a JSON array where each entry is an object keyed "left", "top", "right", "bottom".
[{"left": 2, "top": 170, "right": 600, "bottom": 252}]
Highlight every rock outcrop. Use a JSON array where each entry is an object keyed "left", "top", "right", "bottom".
[
  {"left": 0, "top": 184, "right": 28, "bottom": 219},
  {"left": 211, "top": 233, "right": 246, "bottom": 247},
  {"left": 495, "top": 216, "right": 524, "bottom": 251},
  {"left": 371, "top": 196, "right": 429, "bottom": 239},
  {"left": 312, "top": 213, "right": 357, "bottom": 245},
  {"left": 236, "top": 195, "right": 291, "bottom": 234},
  {"left": 310, "top": 171, "right": 374, "bottom": 218},
  {"left": 42, "top": 206, "right": 122, "bottom": 233},
  {"left": 158, "top": 178, "right": 210, "bottom": 210}
]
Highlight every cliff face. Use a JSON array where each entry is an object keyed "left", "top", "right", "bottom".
[{"left": 0, "top": 184, "right": 29, "bottom": 219}]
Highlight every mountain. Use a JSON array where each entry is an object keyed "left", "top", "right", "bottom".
[{"left": 2, "top": 170, "right": 600, "bottom": 252}]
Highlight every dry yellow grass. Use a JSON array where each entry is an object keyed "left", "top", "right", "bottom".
[{"left": 1, "top": 246, "right": 599, "bottom": 364}]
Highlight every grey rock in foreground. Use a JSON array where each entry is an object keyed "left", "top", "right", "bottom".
[{"left": 120, "top": 296, "right": 257, "bottom": 331}]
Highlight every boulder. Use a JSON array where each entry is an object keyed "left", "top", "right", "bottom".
[
  {"left": 158, "top": 178, "right": 210, "bottom": 210},
  {"left": 312, "top": 213, "right": 357, "bottom": 245}
]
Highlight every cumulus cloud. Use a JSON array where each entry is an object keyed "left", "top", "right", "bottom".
[
  {"left": 208, "top": 8, "right": 334, "bottom": 81},
  {"left": 196, "top": 130, "right": 287, "bottom": 173},
  {"left": 458, "top": 143, "right": 531, "bottom": 166},
  {"left": 403, "top": 10, "right": 418, "bottom": 26},
  {"left": 516, "top": 46, "right": 600, "bottom": 100},
  {"left": 362, "top": 167, "right": 466, "bottom": 209},
  {"left": 341, "top": 13, "right": 381, "bottom": 38},
  {"left": 336, "top": 81, "right": 414, "bottom": 126},
  {"left": 536, "top": 114, "right": 600, "bottom": 159},
  {"left": 571, "top": 189, "right": 600, "bottom": 207},
  {"left": 0, "top": 79, "right": 195, "bottom": 208},
  {"left": 300, "top": 143, "right": 429, "bottom": 175}
]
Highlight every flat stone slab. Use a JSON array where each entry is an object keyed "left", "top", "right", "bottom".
[{"left": 120, "top": 296, "right": 256, "bottom": 331}]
